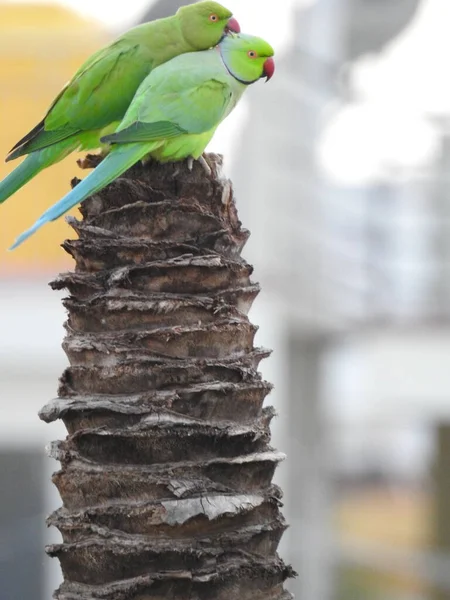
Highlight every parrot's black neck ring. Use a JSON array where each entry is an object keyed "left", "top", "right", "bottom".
[
  {"left": 218, "top": 48, "right": 258, "bottom": 86},
  {"left": 229, "top": 73, "right": 255, "bottom": 85}
]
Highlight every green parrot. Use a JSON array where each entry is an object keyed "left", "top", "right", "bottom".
[
  {"left": 10, "top": 33, "right": 275, "bottom": 249},
  {"left": 0, "top": 1, "right": 240, "bottom": 205}
]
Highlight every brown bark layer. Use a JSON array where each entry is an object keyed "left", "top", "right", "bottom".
[{"left": 42, "top": 154, "right": 295, "bottom": 600}]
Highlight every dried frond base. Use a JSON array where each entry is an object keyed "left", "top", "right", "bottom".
[{"left": 43, "top": 155, "right": 295, "bottom": 599}]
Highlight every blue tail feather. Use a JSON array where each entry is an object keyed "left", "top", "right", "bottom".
[{"left": 9, "top": 145, "right": 148, "bottom": 250}]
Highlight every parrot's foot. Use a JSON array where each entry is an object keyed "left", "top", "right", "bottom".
[
  {"left": 185, "top": 155, "right": 212, "bottom": 176},
  {"left": 77, "top": 153, "right": 106, "bottom": 170},
  {"left": 198, "top": 154, "right": 212, "bottom": 176},
  {"left": 221, "top": 181, "right": 232, "bottom": 206}
]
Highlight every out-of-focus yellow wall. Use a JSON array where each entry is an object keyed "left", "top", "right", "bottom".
[{"left": 0, "top": 4, "right": 111, "bottom": 275}]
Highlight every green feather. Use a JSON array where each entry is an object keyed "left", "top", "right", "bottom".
[
  {"left": 7, "top": 127, "right": 79, "bottom": 161},
  {"left": 102, "top": 121, "right": 187, "bottom": 144}
]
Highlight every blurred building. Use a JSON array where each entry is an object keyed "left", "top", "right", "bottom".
[
  {"left": 140, "top": 0, "right": 192, "bottom": 21},
  {"left": 230, "top": 0, "right": 450, "bottom": 599}
]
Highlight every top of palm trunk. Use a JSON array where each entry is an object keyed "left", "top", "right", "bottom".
[{"left": 40, "top": 155, "right": 295, "bottom": 600}]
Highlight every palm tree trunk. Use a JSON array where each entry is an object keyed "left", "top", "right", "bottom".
[{"left": 40, "top": 154, "right": 295, "bottom": 600}]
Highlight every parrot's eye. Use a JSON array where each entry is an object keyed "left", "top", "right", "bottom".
[
  {"left": 209, "top": 14, "right": 218, "bottom": 22},
  {"left": 248, "top": 50, "right": 258, "bottom": 59}
]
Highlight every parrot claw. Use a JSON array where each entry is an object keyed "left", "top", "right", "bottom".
[
  {"left": 198, "top": 154, "right": 212, "bottom": 176},
  {"left": 185, "top": 155, "right": 212, "bottom": 176},
  {"left": 221, "top": 181, "right": 232, "bottom": 205}
]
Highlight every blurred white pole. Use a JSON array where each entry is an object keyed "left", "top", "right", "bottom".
[
  {"left": 285, "top": 2, "right": 349, "bottom": 600},
  {"left": 285, "top": 334, "right": 336, "bottom": 600}
]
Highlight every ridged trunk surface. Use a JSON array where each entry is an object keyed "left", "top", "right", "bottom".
[{"left": 40, "top": 154, "right": 294, "bottom": 600}]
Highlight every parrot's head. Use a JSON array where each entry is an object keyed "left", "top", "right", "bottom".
[
  {"left": 219, "top": 34, "right": 275, "bottom": 85},
  {"left": 178, "top": 1, "right": 240, "bottom": 51}
]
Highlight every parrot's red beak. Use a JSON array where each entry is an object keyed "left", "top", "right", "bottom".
[
  {"left": 225, "top": 17, "right": 240, "bottom": 34},
  {"left": 263, "top": 57, "right": 275, "bottom": 81}
]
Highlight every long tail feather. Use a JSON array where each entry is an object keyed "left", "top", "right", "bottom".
[
  {"left": 0, "top": 153, "right": 44, "bottom": 205},
  {"left": 0, "top": 139, "right": 78, "bottom": 205},
  {"left": 9, "top": 144, "right": 150, "bottom": 250}
]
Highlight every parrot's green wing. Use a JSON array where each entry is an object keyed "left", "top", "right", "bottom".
[
  {"left": 7, "top": 41, "right": 151, "bottom": 161},
  {"left": 8, "top": 127, "right": 80, "bottom": 158},
  {"left": 103, "top": 79, "right": 231, "bottom": 144},
  {"left": 44, "top": 43, "right": 145, "bottom": 131},
  {"left": 102, "top": 54, "right": 234, "bottom": 146},
  {"left": 102, "top": 121, "right": 187, "bottom": 144}
]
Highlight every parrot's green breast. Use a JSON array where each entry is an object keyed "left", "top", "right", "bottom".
[{"left": 149, "top": 129, "right": 218, "bottom": 162}]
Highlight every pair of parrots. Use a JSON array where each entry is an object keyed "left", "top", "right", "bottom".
[{"left": 2, "top": 1, "right": 275, "bottom": 249}]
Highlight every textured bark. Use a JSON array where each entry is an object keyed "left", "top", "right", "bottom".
[{"left": 41, "top": 154, "right": 295, "bottom": 600}]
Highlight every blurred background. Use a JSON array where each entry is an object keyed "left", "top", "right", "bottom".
[{"left": 1, "top": 0, "right": 450, "bottom": 598}]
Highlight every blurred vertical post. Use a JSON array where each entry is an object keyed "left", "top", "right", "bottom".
[
  {"left": 283, "top": 2, "right": 349, "bottom": 600},
  {"left": 426, "top": 121, "right": 450, "bottom": 600},
  {"left": 432, "top": 424, "right": 450, "bottom": 600},
  {"left": 285, "top": 334, "right": 335, "bottom": 600},
  {"left": 231, "top": 0, "right": 350, "bottom": 598},
  {"left": 429, "top": 119, "right": 450, "bottom": 316}
]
